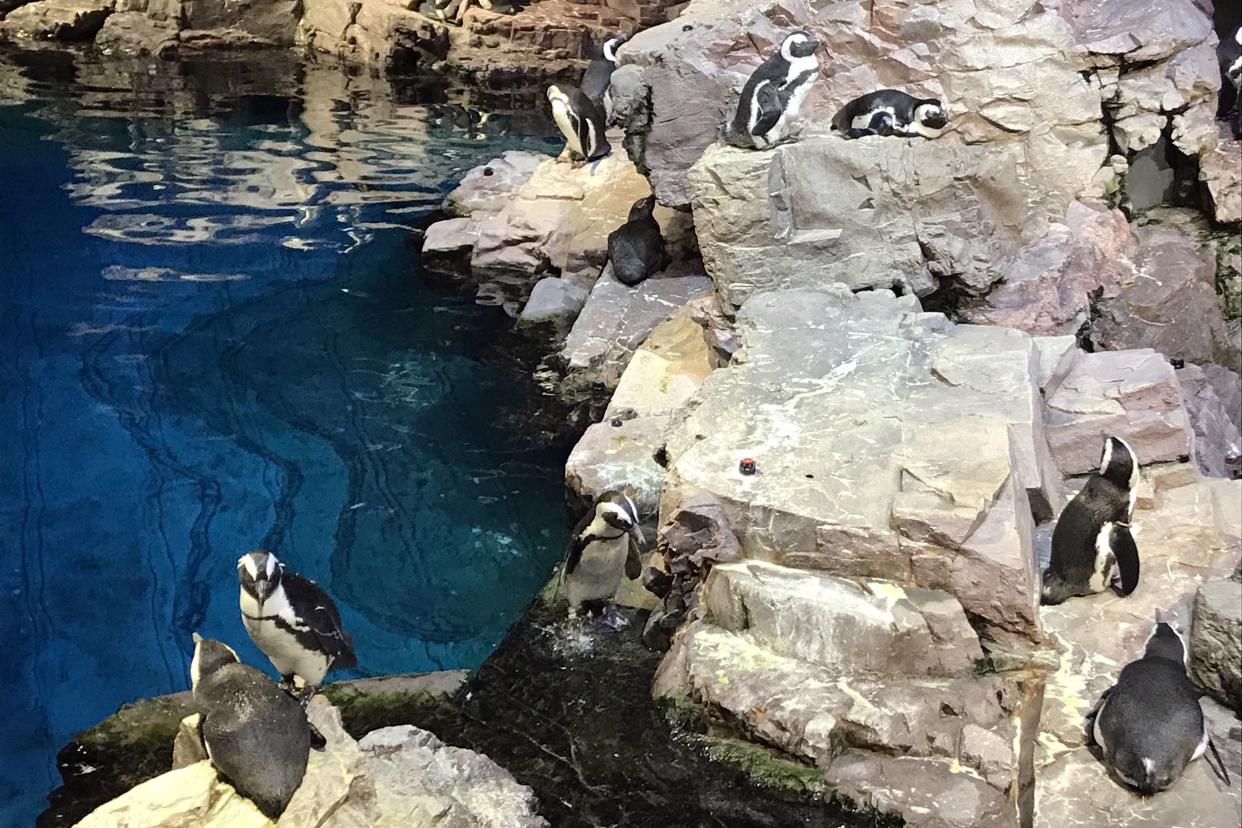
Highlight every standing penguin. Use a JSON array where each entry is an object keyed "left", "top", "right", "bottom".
[
  {"left": 603, "top": 195, "right": 669, "bottom": 287},
  {"left": 238, "top": 549, "right": 357, "bottom": 699},
  {"left": 1041, "top": 435, "right": 1142, "bottom": 605},
  {"left": 722, "top": 30, "right": 822, "bottom": 150},
  {"left": 830, "top": 90, "right": 949, "bottom": 139},
  {"left": 560, "top": 490, "right": 644, "bottom": 618},
  {"left": 581, "top": 34, "right": 627, "bottom": 121},
  {"left": 190, "top": 634, "right": 313, "bottom": 818},
  {"left": 1087, "top": 615, "right": 1232, "bottom": 794},
  {"left": 547, "top": 85, "right": 610, "bottom": 167}
]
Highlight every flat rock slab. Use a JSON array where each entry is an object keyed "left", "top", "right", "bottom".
[
  {"left": 565, "top": 414, "right": 670, "bottom": 518},
  {"left": 1, "top": 0, "right": 114, "bottom": 40},
  {"left": 1043, "top": 348, "right": 1192, "bottom": 475},
  {"left": 1035, "top": 477, "right": 1242, "bottom": 828}
]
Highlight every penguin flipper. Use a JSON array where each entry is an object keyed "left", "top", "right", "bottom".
[
  {"left": 1108, "top": 525, "right": 1140, "bottom": 597},
  {"left": 1206, "top": 736, "right": 1232, "bottom": 787},
  {"left": 750, "top": 82, "right": 783, "bottom": 142},
  {"left": 624, "top": 535, "right": 642, "bottom": 581},
  {"left": 1083, "top": 686, "right": 1111, "bottom": 748}
]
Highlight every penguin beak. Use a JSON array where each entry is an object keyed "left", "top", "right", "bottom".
[{"left": 627, "top": 520, "right": 645, "bottom": 547}]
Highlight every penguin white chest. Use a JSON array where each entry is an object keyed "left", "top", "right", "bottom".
[
  {"left": 240, "top": 588, "right": 330, "bottom": 687},
  {"left": 765, "top": 57, "right": 818, "bottom": 145},
  {"left": 1088, "top": 523, "right": 1116, "bottom": 593},
  {"left": 566, "top": 536, "right": 629, "bottom": 609},
  {"left": 552, "top": 102, "right": 585, "bottom": 158}
]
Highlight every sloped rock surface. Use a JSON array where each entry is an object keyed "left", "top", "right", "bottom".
[
  {"left": 73, "top": 762, "right": 270, "bottom": 828},
  {"left": 1178, "top": 363, "right": 1242, "bottom": 478},
  {"left": 0, "top": 0, "right": 113, "bottom": 40},
  {"left": 1189, "top": 574, "right": 1242, "bottom": 711},
  {"left": 1201, "top": 131, "right": 1242, "bottom": 225}
]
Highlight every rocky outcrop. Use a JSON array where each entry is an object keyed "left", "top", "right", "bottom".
[
  {"left": 0, "top": 0, "right": 114, "bottom": 40},
  {"left": 1178, "top": 363, "right": 1242, "bottom": 478},
  {"left": 1201, "top": 130, "right": 1242, "bottom": 225},
  {"left": 1189, "top": 570, "right": 1242, "bottom": 711},
  {"left": 74, "top": 699, "right": 546, "bottom": 828}
]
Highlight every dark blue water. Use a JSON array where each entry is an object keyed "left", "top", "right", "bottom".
[{"left": 0, "top": 52, "right": 567, "bottom": 826}]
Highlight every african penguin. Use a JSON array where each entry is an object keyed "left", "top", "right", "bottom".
[
  {"left": 830, "top": 90, "right": 949, "bottom": 139},
  {"left": 238, "top": 549, "right": 357, "bottom": 699},
  {"left": 722, "top": 30, "right": 822, "bottom": 150},
  {"left": 547, "top": 84, "right": 611, "bottom": 167},
  {"left": 190, "top": 634, "right": 313, "bottom": 818},
  {"left": 559, "top": 490, "right": 644, "bottom": 618},
  {"left": 603, "top": 195, "right": 670, "bottom": 287},
  {"left": 1086, "top": 616, "right": 1232, "bottom": 795},
  {"left": 581, "top": 34, "right": 627, "bottom": 122},
  {"left": 1219, "top": 27, "right": 1242, "bottom": 137},
  {"left": 1041, "top": 435, "right": 1141, "bottom": 606}
]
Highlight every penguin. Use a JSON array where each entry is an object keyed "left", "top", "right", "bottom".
[
  {"left": 581, "top": 34, "right": 627, "bottom": 121},
  {"left": 547, "top": 84, "right": 610, "bottom": 167},
  {"left": 1041, "top": 435, "right": 1141, "bottom": 606},
  {"left": 1086, "top": 615, "right": 1232, "bottom": 795},
  {"left": 559, "top": 490, "right": 644, "bottom": 618},
  {"left": 1219, "top": 27, "right": 1242, "bottom": 138},
  {"left": 722, "top": 30, "right": 823, "bottom": 150},
  {"left": 830, "top": 90, "right": 949, "bottom": 139},
  {"left": 189, "top": 634, "right": 313, "bottom": 818},
  {"left": 238, "top": 549, "right": 357, "bottom": 699},
  {"left": 603, "top": 195, "right": 670, "bottom": 287}
]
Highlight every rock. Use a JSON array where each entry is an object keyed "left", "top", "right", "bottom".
[
  {"left": 1035, "top": 476, "right": 1242, "bottom": 828},
  {"left": 688, "top": 134, "right": 1104, "bottom": 306},
  {"left": 1201, "top": 132, "right": 1242, "bottom": 225},
  {"left": 1206, "top": 364, "right": 1242, "bottom": 434},
  {"left": 604, "top": 297, "right": 714, "bottom": 420},
  {"left": 73, "top": 761, "right": 271, "bottom": 828},
  {"left": 170, "top": 715, "right": 206, "bottom": 770},
  {"left": 181, "top": 0, "right": 298, "bottom": 45},
  {"left": 0, "top": 0, "right": 114, "bottom": 40},
  {"left": 557, "top": 271, "right": 711, "bottom": 404},
  {"left": 959, "top": 202, "right": 1136, "bottom": 336},
  {"left": 1088, "top": 223, "right": 1233, "bottom": 369},
  {"left": 443, "top": 151, "right": 543, "bottom": 217},
  {"left": 1032, "top": 335, "right": 1081, "bottom": 396},
  {"left": 1189, "top": 576, "right": 1242, "bottom": 711},
  {"left": 277, "top": 699, "right": 375, "bottom": 827},
  {"left": 1178, "top": 363, "right": 1242, "bottom": 478},
  {"left": 515, "top": 277, "right": 589, "bottom": 336},
  {"left": 565, "top": 413, "right": 669, "bottom": 518},
  {"left": 358, "top": 725, "right": 546, "bottom": 828},
  {"left": 660, "top": 286, "right": 1051, "bottom": 636},
  {"left": 1043, "top": 348, "right": 1192, "bottom": 475},
  {"left": 94, "top": 10, "right": 178, "bottom": 56}
]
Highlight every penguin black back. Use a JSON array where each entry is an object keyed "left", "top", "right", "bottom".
[
  {"left": 581, "top": 34, "right": 626, "bottom": 104},
  {"left": 831, "top": 89, "right": 948, "bottom": 139},
  {"left": 606, "top": 195, "right": 669, "bottom": 287}
]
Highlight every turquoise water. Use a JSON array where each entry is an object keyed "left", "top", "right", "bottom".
[{"left": 0, "top": 51, "right": 567, "bottom": 825}]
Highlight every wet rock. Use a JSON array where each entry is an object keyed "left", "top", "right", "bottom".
[
  {"left": 182, "top": 0, "right": 298, "bottom": 45},
  {"left": 444, "top": 151, "right": 543, "bottom": 217},
  {"left": 1035, "top": 475, "right": 1242, "bottom": 828},
  {"left": 1201, "top": 132, "right": 1242, "bottom": 225},
  {"left": 565, "top": 413, "right": 669, "bottom": 518},
  {"left": 661, "top": 287, "right": 1051, "bottom": 636},
  {"left": 515, "top": 276, "right": 589, "bottom": 336},
  {"left": 1189, "top": 575, "right": 1242, "bottom": 711},
  {"left": 1178, "top": 363, "right": 1242, "bottom": 478},
  {"left": 0, "top": 0, "right": 114, "bottom": 40},
  {"left": 959, "top": 202, "right": 1135, "bottom": 336},
  {"left": 688, "top": 134, "right": 1104, "bottom": 305},
  {"left": 1088, "top": 224, "right": 1234, "bottom": 369},
  {"left": 73, "top": 761, "right": 270, "bottom": 828},
  {"left": 94, "top": 11, "right": 178, "bottom": 56},
  {"left": 1043, "top": 348, "right": 1192, "bottom": 475}
]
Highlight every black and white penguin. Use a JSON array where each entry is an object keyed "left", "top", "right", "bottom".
[
  {"left": 830, "top": 90, "right": 949, "bottom": 139},
  {"left": 559, "top": 490, "right": 644, "bottom": 618},
  {"left": 604, "top": 195, "right": 670, "bottom": 287},
  {"left": 238, "top": 550, "right": 357, "bottom": 698},
  {"left": 581, "top": 34, "right": 627, "bottom": 120},
  {"left": 1041, "top": 435, "right": 1141, "bottom": 606},
  {"left": 189, "top": 634, "right": 313, "bottom": 818},
  {"left": 722, "top": 30, "right": 823, "bottom": 150},
  {"left": 547, "top": 84, "right": 610, "bottom": 166},
  {"left": 1087, "top": 616, "right": 1232, "bottom": 795},
  {"left": 1219, "top": 27, "right": 1242, "bottom": 137}
]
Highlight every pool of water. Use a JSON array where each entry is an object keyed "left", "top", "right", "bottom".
[{"left": 0, "top": 49, "right": 568, "bottom": 826}]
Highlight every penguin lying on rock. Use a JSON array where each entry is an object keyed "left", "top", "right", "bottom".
[
  {"left": 559, "top": 490, "right": 644, "bottom": 619},
  {"left": 238, "top": 549, "right": 357, "bottom": 701},
  {"left": 604, "top": 195, "right": 669, "bottom": 287},
  {"left": 831, "top": 90, "right": 949, "bottom": 139},
  {"left": 581, "top": 34, "right": 627, "bottom": 122},
  {"left": 1041, "top": 435, "right": 1141, "bottom": 605},
  {"left": 722, "top": 30, "right": 822, "bottom": 149},
  {"left": 190, "top": 634, "right": 320, "bottom": 818},
  {"left": 547, "top": 84, "right": 610, "bottom": 167},
  {"left": 1087, "top": 614, "right": 1232, "bottom": 795}
]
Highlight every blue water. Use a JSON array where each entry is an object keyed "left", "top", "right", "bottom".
[{"left": 0, "top": 52, "right": 567, "bottom": 825}]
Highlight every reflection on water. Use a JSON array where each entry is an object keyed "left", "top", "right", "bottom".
[{"left": 0, "top": 48, "right": 566, "bottom": 827}]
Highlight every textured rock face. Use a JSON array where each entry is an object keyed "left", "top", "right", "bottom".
[
  {"left": 1035, "top": 476, "right": 1242, "bottom": 828},
  {"left": 1189, "top": 574, "right": 1242, "bottom": 711},
  {"left": 74, "top": 762, "right": 271, "bottom": 828},
  {"left": 1201, "top": 132, "right": 1242, "bottom": 225},
  {"left": 1043, "top": 348, "right": 1192, "bottom": 475},
  {"left": 655, "top": 561, "right": 1036, "bottom": 828},
  {"left": 661, "top": 286, "right": 1051, "bottom": 636},
  {"left": 1178, "top": 363, "right": 1242, "bottom": 479},
  {"left": 0, "top": 0, "right": 114, "bottom": 40}
]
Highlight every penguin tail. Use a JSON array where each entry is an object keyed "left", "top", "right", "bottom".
[{"left": 1206, "top": 737, "right": 1232, "bottom": 787}]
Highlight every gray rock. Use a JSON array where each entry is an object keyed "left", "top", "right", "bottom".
[
  {"left": 1178, "top": 364, "right": 1242, "bottom": 478},
  {"left": 171, "top": 714, "right": 207, "bottom": 770},
  {"left": 565, "top": 414, "right": 669, "bottom": 519},
  {"left": 181, "top": 0, "right": 298, "bottom": 45},
  {"left": 0, "top": 0, "right": 113, "bottom": 40},
  {"left": 94, "top": 10, "right": 178, "bottom": 55},
  {"left": 516, "top": 277, "right": 589, "bottom": 336},
  {"left": 604, "top": 298, "right": 715, "bottom": 420},
  {"left": 1189, "top": 577, "right": 1242, "bottom": 711},
  {"left": 73, "top": 761, "right": 270, "bottom": 828},
  {"left": 1043, "top": 348, "right": 1192, "bottom": 475},
  {"left": 443, "top": 151, "right": 543, "bottom": 217},
  {"left": 1201, "top": 133, "right": 1242, "bottom": 225}
]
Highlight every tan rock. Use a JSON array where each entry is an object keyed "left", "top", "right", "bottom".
[{"left": 73, "top": 761, "right": 272, "bottom": 828}]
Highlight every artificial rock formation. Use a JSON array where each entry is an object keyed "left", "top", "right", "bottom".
[{"left": 1189, "top": 568, "right": 1242, "bottom": 711}]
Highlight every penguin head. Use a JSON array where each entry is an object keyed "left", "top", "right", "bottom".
[
  {"left": 1039, "top": 568, "right": 1075, "bottom": 606},
  {"left": 627, "top": 194, "right": 657, "bottom": 222},
  {"left": 547, "top": 85, "right": 570, "bottom": 109},
  {"left": 1098, "top": 435, "right": 1139, "bottom": 492},
  {"left": 602, "top": 35, "right": 627, "bottom": 63},
  {"left": 1112, "top": 749, "right": 1179, "bottom": 797},
  {"left": 595, "top": 489, "right": 644, "bottom": 545},
  {"left": 238, "top": 549, "right": 283, "bottom": 604},
  {"left": 189, "top": 633, "right": 240, "bottom": 693},
  {"left": 914, "top": 99, "right": 949, "bottom": 131},
  {"left": 780, "top": 31, "right": 822, "bottom": 61},
  {"left": 1143, "top": 614, "right": 1188, "bottom": 667}
]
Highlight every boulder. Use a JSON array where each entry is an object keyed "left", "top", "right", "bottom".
[
  {"left": 1035, "top": 476, "right": 1242, "bottom": 828},
  {"left": 1043, "top": 348, "right": 1192, "bottom": 475},
  {"left": 1178, "top": 363, "right": 1242, "bottom": 478},
  {"left": 443, "top": 151, "right": 543, "bottom": 217},
  {"left": 1201, "top": 132, "right": 1242, "bottom": 225},
  {"left": 181, "top": 0, "right": 298, "bottom": 44},
  {"left": 604, "top": 297, "right": 715, "bottom": 420},
  {"left": 0, "top": 0, "right": 113, "bottom": 40},
  {"left": 660, "top": 286, "right": 1052, "bottom": 636},
  {"left": 1189, "top": 574, "right": 1242, "bottom": 711},
  {"left": 170, "top": 715, "right": 207, "bottom": 770},
  {"left": 565, "top": 413, "right": 670, "bottom": 518},
  {"left": 73, "top": 762, "right": 271, "bottom": 828},
  {"left": 516, "top": 277, "right": 589, "bottom": 336}
]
